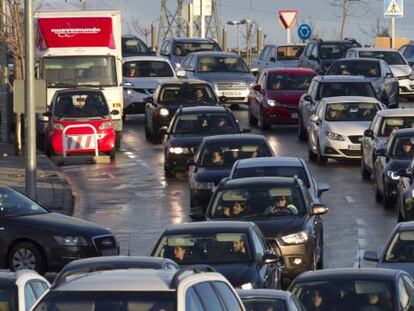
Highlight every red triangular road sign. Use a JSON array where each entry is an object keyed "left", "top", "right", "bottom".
[{"left": 279, "top": 10, "right": 298, "bottom": 29}]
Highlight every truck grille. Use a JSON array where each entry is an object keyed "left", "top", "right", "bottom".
[
  {"left": 216, "top": 81, "right": 247, "bottom": 90},
  {"left": 93, "top": 235, "right": 118, "bottom": 256}
]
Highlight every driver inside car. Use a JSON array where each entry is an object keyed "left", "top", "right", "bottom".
[{"left": 269, "top": 196, "right": 298, "bottom": 215}]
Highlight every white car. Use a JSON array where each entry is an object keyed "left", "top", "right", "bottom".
[
  {"left": 308, "top": 96, "right": 385, "bottom": 164},
  {"left": 346, "top": 47, "right": 414, "bottom": 98},
  {"left": 0, "top": 270, "right": 49, "bottom": 311},
  {"left": 122, "top": 56, "right": 177, "bottom": 117}
]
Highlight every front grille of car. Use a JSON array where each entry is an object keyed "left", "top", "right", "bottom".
[
  {"left": 216, "top": 81, "right": 247, "bottom": 90},
  {"left": 340, "top": 149, "right": 361, "bottom": 157},
  {"left": 281, "top": 104, "right": 298, "bottom": 112},
  {"left": 348, "top": 135, "right": 362, "bottom": 144},
  {"left": 93, "top": 235, "right": 118, "bottom": 256}
]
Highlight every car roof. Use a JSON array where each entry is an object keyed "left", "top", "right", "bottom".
[
  {"left": 191, "top": 51, "right": 240, "bottom": 57},
  {"left": 264, "top": 68, "right": 317, "bottom": 75},
  {"left": 157, "top": 79, "right": 211, "bottom": 86},
  {"left": 293, "top": 268, "right": 401, "bottom": 283},
  {"left": 376, "top": 108, "right": 414, "bottom": 117},
  {"left": 334, "top": 57, "right": 383, "bottom": 63},
  {"left": 321, "top": 96, "right": 381, "bottom": 104},
  {"left": 236, "top": 289, "right": 291, "bottom": 300},
  {"left": 202, "top": 134, "right": 267, "bottom": 143},
  {"left": 315, "top": 75, "right": 370, "bottom": 82},
  {"left": 350, "top": 47, "right": 396, "bottom": 52},
  {"left": 123, "top": 56, "right": 171, "bottom": 62},
  {"left": 392, "top": 128, "right": 414, "bottom": 137},
  {"left": 235, "top": 157, "right": 303, "bottom": 169},
  {"left": 55, "top": 269, "right": 177, "bottom": 292},
  {"left": 180, "top": 106, "right": 228, "bottom": 114},
  {"left": 164, "top": 221, "right": 254, "bottom": 234},
  {"left": 54, "top": 88, "right": 104, "bottom": 95},
  {"left": 167, "top": 37, "right": 217, "bottom": 43},
  {"left": 222, "top": 176, "right": 300, "bottom": 188},
  {"left": 397, "top": 221, "right": 414, "bottom": 231},
  {"left": 263, "top": 44, "right": 305, "bottom": 48}
]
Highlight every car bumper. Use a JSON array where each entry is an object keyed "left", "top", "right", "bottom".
[
  {"left": 319, "top": 136, "right": 361, "bottom": 159},
  {"left": 398, "top": 78, "right": 414, "bottom": 96},
  {"left": 263, "top": 106, "right": 299, "bottom": 125},
  {"left": 190, "top": 188, "right": 213, "bottom": 215},
  {"left": 165, "top": 153, "right": 193, "bottom": 172},
  {"left": 215, "top": 89, "right": 250, "bottom": 104}
]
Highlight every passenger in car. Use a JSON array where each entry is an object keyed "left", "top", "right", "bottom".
[
  {"left": 269, "top": 196, "right": 298, "bottom": 215},
  {"left": 173, "top": 246, "right": 187, "bottom": 263},
  {"left": 222, "top": 201, "right": 246, "bottom": 217}
]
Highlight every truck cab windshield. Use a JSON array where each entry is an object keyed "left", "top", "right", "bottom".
[{"left": 43, "top": 56, "right": 117, "bottom": 88}]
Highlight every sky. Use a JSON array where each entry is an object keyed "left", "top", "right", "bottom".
[{"left": 48, "top": 0, "right": 414, "bottom": 47}]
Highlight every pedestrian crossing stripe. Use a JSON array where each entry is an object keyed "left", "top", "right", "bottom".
[{"left": 384, "top": 0, "right": 403, "bottom": 17}]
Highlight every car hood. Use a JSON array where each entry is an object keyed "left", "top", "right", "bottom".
[
  {"left": 194, "top": 167, "right": 232, "bottom": 184},
  {"left": 207, "top": 263, "right": 256, "bottom": 287},
  {"left": 123, "top": 77, "right": 171, "bottom": 89},
  {"left": 17, "top": 213, "right": 111, "bottom": 237},
  {"left": 196, "top": 72, "right": 255, "bottom": 85},
  {"left": 168, "top": 135, "right": 205, "bottom": 149},
  {"left": 385, "top": 158, "right": 411, "bottom": 171},
  {"left": 379, "top": 262, "right": 414, "bottom": 277},
  {"left": 325, "top": 121, "right": 372, "bottom": 136},
  {"left": 389, "top": 65, "right": 412, "bottom": 77},
  {"left": 266, "top": 90, "right": 306, "bottom": 105}
]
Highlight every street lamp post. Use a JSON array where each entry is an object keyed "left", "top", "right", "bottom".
[{"left": 227, "top": 21, "right": 241, "bottom": 55}]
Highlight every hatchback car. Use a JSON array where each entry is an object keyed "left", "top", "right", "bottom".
[
  {"left": 373, "top": 129, "right": 414, "bottom": 209},
  {"left": 144, "top": 79, "right": 220, "bottom": 143},
  {"left": 297, "top": 75, "right": 378, "bottom": 140},
  {"left": 252, "top": 44, "right": 305, "bottom": 72},
  {"left": 178, "top": 51, "right": 255, "bottom": 105},
  {"left": 44, "top": 89, "right": 116, "bottom": 158},
  {"left": 325, "top": 58, "right": 398, "bottom": 107},
  {"left": 122, "top": 56, "right": 176, "bottom": 116},
  {"left": 0, "top": 186, "right": 119, "bottom": 273},
  {"left": 289, "top": 268, "right": 414, "bottom": 311},
  {"left": 237, "top": 289, "right": 306, "bottom": 311},
  {"left": 163, "top": 106, "right": 244, "bottom": 177},
  {"left": 249, "top": 68, "right": 317, "bottom": 130},
  {"left": 346, "top": 47, "right": 414, "bottom": 98},
  {"left": 361, "top": 108, "right": 414, "bottom": 179},
  {"left": 188, "top": 134, "right": 274, "bottom": 216},
  {"left": 364, "top": 222, "right": 414, "bottom": 277},
  {"left": 308, "top": 96, "right": 384, "bottom": 164},
  {"left": 151, "top": 221, "right": 282, "bottom": 289},
  {"left": 0, "top": 270, "right": 49, "bottom": 311},
  {"left": 206, "top": 177, "right": 328, "bottom": 287},
  {"left": 158, "top": 37, "right": 222, "bottom": 68}
]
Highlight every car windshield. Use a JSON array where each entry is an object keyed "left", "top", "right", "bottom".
[
  {"left": 123, "top": 61, "right": 174, "bottom": 78},
  {"left": 390, "top": 137, "right": 414, "bottom": 159},
  {"left": 198, "top": 56, "right": 249, "bottom": 73},
  {"left": 327, "top": 61, "right": 381, "bottom": 78},
  {"left": 199, "top": 142, "right": 272, "bottom": 168},
  {"left": 241, "top": 298, "right": 288, "bottom": 311},
  {"left": 379, "top": 117, "right": 414, "bottom": 137},
  {"left": 277, "top": 45, "right": 305, "bottom": 61},
  {"left": 325, "top": 102, "right": 380, "bottom": 122},
  {"left": 385, "top": 230, "right": 414, "bottom": 262},
  {"left": 233, "top": 166, "right": 310, "bottom": 188},
  {"left": 267, "top": 73, "right": 315, "bottom": 91},
  {"left": 159, "top": 84, "right": 216, "bottom": 104},
  {"left": 0, "top": 282, "right": 17, "bottom": 311},
  {"left": 0, "top": 188, "right": 48, "bottom": 217},
  {"left": 359, "top": 51, "right": 406, "bottom": 65},
  {"left": 317, "top": 82, "right": 376, "bottom": 99},
  {"left": 173, "top": 42, "right": 220, "bottom": 57},
  {"left": 319, "top": 42, "right": 354, "bottom": 59},
  {"left": 173, "top": 113, "right": 239, "bottom": 135},
  {"left": 122, "top": 38, "right": 150, "bottom": 56},
  {"left": 291, "top": 280, "right": 394, "bottom": 311},
  {"left": 33, "top": 291, "right": 175, "bottom": 311},
  {"left": 154, "top": 233, "right": 252, "bottom": 264},
  {"left": 210, "top": 186, "right": 305, "bottom": 218},
  {"left": 53, "top": 93, "right": 109, "bottom": 118}
]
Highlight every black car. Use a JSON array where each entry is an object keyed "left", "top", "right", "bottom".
[
  {"left": 298, "top": 38, "right": 360, "bottom": 74},
  {"left": 151, "top": 221, "right": 282, "bottom": 289},
  {"left": 122, "top": 35, "right": 152, "bottom": 58},
  {"left": 163, "top": 106, "right": 247, "bottom": 177},
  {"left": 0, "top": 186, "right": 119, "bottom": 273},
  {"left": 144, "top": 79, "right": 220, "bottom": 143},
  {"left": 236, "top": 289, "right": 306, "bottom": 311},
  {"left": 289, "top": 268, "right": 414, "bottom": 311},
  {"left": 188, "top": 134, "right": 274, "bottom": 216},
  {"left": 205, "top": 177, "right": 328, "bottom": 288},
  {"left": 395, "top": 157, "right": 414, "bottom": 222},
  {"left": 373, "top": 129, "right": 414, "bottom": 209}
]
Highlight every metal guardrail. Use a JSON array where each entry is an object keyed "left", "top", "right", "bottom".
[{"left": 62, "top": 124, "right": 99, "bottom": 157}]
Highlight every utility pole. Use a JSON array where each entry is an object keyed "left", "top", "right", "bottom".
[
  {"left": 0, "top": 0, "right": 9, "bottom": 143},
  {"left": 200, "top": 0, "right": 205, "bottom": 38},
  {"left": 24, "top": 0, "right": 36, "bottom": 199}
]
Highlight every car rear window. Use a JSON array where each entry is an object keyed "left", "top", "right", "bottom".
[
  {"left": 123, "top": 61, "right": 174, "bottom": 78},
  {"left": 159, "top": 84, "right": 216, "bottom": 104},
  {"left": 319, "top": 42, "right": 354, "bottom": 59},
  {"left": 173, "top": 113, "right": 239, "bottom": 135},
  {"left": 325, "top": 102, "right": 380, "bottom": 122},
  {"left": 359, "top": 51, "right": 406, "bottom": 65},
  {"left": 379, "top": 117, "right": 414, "bottom": 137},
  {"left": 277, "top": 45, "right": 305, "bottom": 61},
  {"left": 53, "top": 93, "right": 109, "bottom": 118},
  {"left": 385, "top": 230, "right": 414, "bottom": 262},
  {"left": 173, "top": 42, "right": 221, "bottom": 57},
  {"left": 198, "top": 56, "right": 249, "bottom": 73},
  {"left": 241, "top": 298, "right": 287, "bottom": 311},
  {"left": 317, "top": 82, "right": 376, "bottom": 99},
  {"left": 326, "top": 61, "right": 381, "bottom": 78}
]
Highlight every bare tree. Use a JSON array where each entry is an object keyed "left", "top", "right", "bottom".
[
  {"left": 359, "top": 17, "right": 390, "bottom": 41},
  {"left": 131, "top": 19, "right": 151, "bottom": 45},
  {"left": 325, "top": 0, "right": 369, "bottom": 39}
]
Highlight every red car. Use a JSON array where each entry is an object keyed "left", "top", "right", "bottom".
[
  {"left": 45, "top": 89, "right": 116, "bottom": 158},
  {"left": 248, "top": 68, "right": 317, "bottom": 130}
]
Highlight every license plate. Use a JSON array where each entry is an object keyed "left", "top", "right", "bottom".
[
  {"left": 291, "top": 113, "right": 298, "bottom": 119},
  {"left": 348, "top": 144, "right": 361, "bottom": 150},
  {"left": 222, "top": 91, "right": 241, "bottom": 96}
]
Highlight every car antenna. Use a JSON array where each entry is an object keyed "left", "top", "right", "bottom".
[{"left": 358, "top": 242, "right": 362, "bottom": 269}]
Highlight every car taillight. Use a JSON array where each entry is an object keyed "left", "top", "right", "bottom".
[
  {"left": 53, "top": 123, "right": 64, "bottom": 130},
  {"left": 99, "top": 121, "right": 112, "bottom": 130}
]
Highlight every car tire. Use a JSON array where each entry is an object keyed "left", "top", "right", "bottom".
[
  {"left": 8, "top": 242, "right": 46, "bottom": 274},
  {"left": 297, "top": 114, "right": 307, "bottom": 141},
  {"left": 259, "top": 108, "right": 271, "bottom": 131},
  {"left": 248, "top": 104, "right": 258, "bottom": 126},
  {"left": 374, "top": 177, "right": 382, "bottom": 202},
  {"left": 308, "top": 143, "right": 317, "bottom": 162},
  {"left": 145, "top": 125, "right": 152, "bottom": 141},
  {"left": 398, "top": 210, "right": 404, "bottom": 223},
  {"left": 317, "top": 232, "right": 324, "bottom": 270},
  {"left": 108, "top": 148, "right": 116, "bottom": 161},
  {"left": 360, "top": 156, "right": 371, "bottom": 180},
  {"left": 115, "top": 131, "right": 122, "bottom": 151},
  {"left": 383, "top": 183, "right": 394, "bottom": 209},
  {"left": 316, "top": 141, "right": 327, "bottom": 165},
  {"left": 45, "top": 141, "right": 55, "bottom": 158}
]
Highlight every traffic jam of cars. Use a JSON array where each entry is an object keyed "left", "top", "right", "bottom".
[{"left": 6, "top": 3, "right": 414, "bottom": 311}]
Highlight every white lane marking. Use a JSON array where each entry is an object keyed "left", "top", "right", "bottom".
[
  {"left": 124, "top": 151, "right": 134, "bottom": 155},
  {"left": 128, "top": 155, "right": 137, "bottom": 159},
  {"left": 88, "top": 178, "right": 108, "bottom": 182},
  {"left": 135, "top": 159, "right": 150, "bottom": 168},
  {"left": 356, "top": 219, "right": 366, "bottom": 226},
  {"left": 358, "top": 228, "right": 367, "bottom": 237},
  {"left": 345, "top": 196, "right": 355, "bottom": 204},
  {"left": 354, "top": 218, "right": 365, "bottom": 268}
]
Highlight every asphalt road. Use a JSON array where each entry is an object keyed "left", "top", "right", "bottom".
[{"left": 62, "top": 107, "right": 397, "bottom": 268}]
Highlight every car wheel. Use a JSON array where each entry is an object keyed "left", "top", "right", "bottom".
[
  {"left": 360, "top": 156, "right": 371, "bottom": 180},
  {"left": 297, "top": 114, "right": 307, "bottom": 141},
  {"left": 383, "top": 183, "right": 394, "bottom": 209},
  {"left": 108, "top": 148, "right": 116, "bottom": 161},
  {"left": 316, "top": 141, "right": 327, "bottom": 165},
  {"left": 374, "top": 176, "right": 382, "bottom": 202},
  {"left": 8, "top": 242, "right": 46, "bottom": 274},
  {"left": 145, "top": 124, "right": 152, "bottom": 140},
  {"left": 259, "top": 108, "right": 271, "bottom": 131},
  {"left": 45, "top": 141, "right": 55, "bottom": 157},
  {"left": 115, "top": 131, "right": 122, "bottom": 151},
  {"left": 308, "top": 143, "right": 317, "bottom": 162},
  {"left": 317, "top": 232, "right": 324, "bottom": 270},
  {"left": 398, "top": 210, "right": 404, "bottom": 223},
  {"left": 248, "top": 104, "right": 258, "bottom": 126}
]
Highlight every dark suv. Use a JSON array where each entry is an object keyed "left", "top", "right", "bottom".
[{"left": 298, "top": 38, "right": 360, "bottom": 74}]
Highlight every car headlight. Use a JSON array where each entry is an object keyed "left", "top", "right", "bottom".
[
  {"left": 281, "top": 231, "right": 309, "bottom": 245},
  {"left": 267, "top": 99, "right": 280, "bottom": 107},
  {"left": 190, "top": 180, "right": 215, "bottom": 190},
  {"left": 124, "top": 89, "right": 135, "bottom": 96},
  {"left": 240, "top": 282, "right": 253, "bottom": 290},
  {"left": 168, "top": 147, "right": 190, "bottom": 154},
  {"left": 53, "top": 123, "right": 64, "bottom": 130},
  {"left": 159, "top": 108, "right": 169, "bottom": 117},
  {"left": 387, "top": 170, "right": 400, "bottom": 180},
  {"left": 99, "top": 121, "right": 112, "bottom": 130},
  {"left": 326, "top": 131, "right": 345, "bottom": 141},
  {"left": 54, "top": 236, "right": 88, "bottom": 246}
]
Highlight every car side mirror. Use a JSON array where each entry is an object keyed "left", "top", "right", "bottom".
[
  {"left": 311, "top": 203, "right": 328, "bottom": 216},
  {"left": 111, "top": 110, "right": 120, "bottom": 116},
  {"left": 364, "top": 129, "right": 374, "bottom": 138},
  {"left": 242, "top": 127, "right": 251, "bottom": 133},
  {"left": 317, "top": 183, "right": 330, "bottom": 197},
  {"left": 176, "top": 68, "right": 187, "bottom": 78},
  {"left": 310, "top": 114, "right": 320, "bottom": 124},
  {"left": 262, "top": 253, "right": 280, "bottom": 265},
  {"left": 219, "top": 96, "right": 227, "bottom": 103},
  {"left": 269, "top": 57, "right": 276, "bottom": 62},
  {"left": 144, "top": 96, "right": 154, "bottom": 104},
  {"left": 363, "top": 251, "right": 379, "bottom": 262},
  {"left": 303, "top": 94, "right": 312, "bottom": 102},
  {"left": 252, "top": 84, "right": 261, "bottom": 92}
]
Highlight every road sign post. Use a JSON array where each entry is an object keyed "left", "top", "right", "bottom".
[
  {"left": 278, "top": 11, "right": 298, "bottom": 44},
  {"left": 384, "top": 0, "right": 403, "bottom": 49}
]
